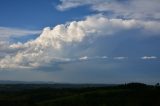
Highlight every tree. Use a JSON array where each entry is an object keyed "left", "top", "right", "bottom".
[{"left": 155, "top": 83, "right": 160, "bottom": 87}]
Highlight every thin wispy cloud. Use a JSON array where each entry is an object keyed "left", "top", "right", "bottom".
[
  {"left": 114, "top": 57, "right": 128, "bottom": 60},
  {"left": 0, "top": 27, "right": 41, "bottom": 40},
  {"left": 79, "top": 56, "right": 88, "bottom": 60},
  {"left": 141, "top": 56, "right": 157, "bottom": 60},
  {"left": 57, "top": 0, "right": 160, "bottom": 20}
]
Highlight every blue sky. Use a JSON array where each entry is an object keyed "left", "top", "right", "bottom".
[
  {"left": 0, "top": 0, "right": 94, "bottom": 28},
  {"left": 0, "top": 0, "right": 160, "bottom": 84}
]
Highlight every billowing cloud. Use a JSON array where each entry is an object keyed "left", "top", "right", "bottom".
[
  {"left": 57, "top": 0, "right": 160, "bottom": 20},
  {"left": 141, "top": 56, "right": 157, "bottom": 60},
  {"left": 0, "top": 14, "right": 160, "bottom": 69},
  {"left": 0, "top": 27, "right": 41, "bottom": 41}
]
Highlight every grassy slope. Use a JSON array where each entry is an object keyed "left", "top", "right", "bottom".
[
  {"left": 0, "top": 84, "right": 160, "bottom": 106},
  {"left": 38, "top": 88, "right": 160, "bottom": 106}
]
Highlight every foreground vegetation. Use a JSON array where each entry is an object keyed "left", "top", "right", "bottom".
[{"left": 0, "top": 83, "right": 159, "bottom": 106}]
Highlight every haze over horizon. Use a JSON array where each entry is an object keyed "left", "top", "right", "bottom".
[{"left": 0, "top": 0, "right": 160, "bottom": 84}]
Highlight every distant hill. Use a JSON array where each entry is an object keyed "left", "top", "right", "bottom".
[
  {"left": 0, "top": 80, "right": 117, "bottom": 90},
  {"left": 0, "top": 80, "right": 55, "bottom": 84}
]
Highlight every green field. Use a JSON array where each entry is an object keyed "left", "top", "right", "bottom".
[{"left": 0, "top": 83, "right": 160, "bottom": 106}]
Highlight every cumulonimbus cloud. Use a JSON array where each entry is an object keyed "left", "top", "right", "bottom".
[{"left": 0, "top": 14, "right": 160, "bottom": 69}]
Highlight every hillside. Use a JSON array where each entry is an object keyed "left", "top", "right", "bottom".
[{"left": 0, "top": 83, "right": 159, "bottom": 106}]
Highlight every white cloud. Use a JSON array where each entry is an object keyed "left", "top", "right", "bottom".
[
  {"left": 57, "top": 0, "right": 106, "bottom": 11},
  {"left": 101, "top": 56, "right": 108, "bottom": 59},
  {"left": 0, "top": 27, "right": 41, "bottom": 40},
  {"left": 79, "top": 56, "right": 88, "bottom": 60},
  {"left": 114, "top": 57, "right": 128, "bottom": 60},
  {"left": 0, "top": 14, "right": 160, "bottom": 69},
  {"left": 79, "top": 56, "right": 108, "bottom": 61},
  {"left": 57, "top": 0, "right": 160, "bottom": 20},
  {"left": 141, "top": 56, "right": 157, "bottom": 60}
]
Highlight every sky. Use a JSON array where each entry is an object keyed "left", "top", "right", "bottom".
[{"left": 0, "top": 0, "right": 160, "bottom": 84}]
